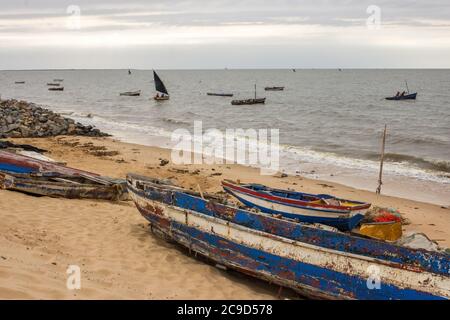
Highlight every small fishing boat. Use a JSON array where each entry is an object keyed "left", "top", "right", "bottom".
[
  {"left": 47, "top": 83, "right": 60, "bottom": 86},
  {"left": 128, "top": 69, "right": 132, "bottom": 75},
  {"left": 207, "top": 92, "right": 234, "bottom": 97},
  {"left": 0, "top": 171, "right": 127, "bottom": 201},
  {"left": 231, "top": 84, "right": 266, "bottom": 105},
  {"left": 386, "top": 93, "right": 417, "bottom": 100},
  {"left": 15, "top": 81, "right": 25, "bottom": 84},
  {"left": 265, "top": 86, "right": 284, "bottom": 91},
  {"left": 386, "top": 81, "right": 417, "bottom": 100},
  {"left": 120, "top": 90, "right": 141, "bottom": 96},
  {"left": 127, "top": 174, "right": 450, "bottom": 300},
  {"left": 48, "top": 87, "right": 64, "bottom": 91},
  {"left": 53, "top": 79, "right": 64, "bottom": 82},
  {"left": 153, "top": 70, "right": 169, "bottom": 101},
  {"left": 222, "top": 180, "right": 370, "bottom": 230}
]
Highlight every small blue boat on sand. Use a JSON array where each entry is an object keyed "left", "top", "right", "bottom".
[
  {"left": 222, "top": 180, "right": 370, "bottom": 231},
  {"left": 127, "top": 174, "right": 450, "bottom": 300}
]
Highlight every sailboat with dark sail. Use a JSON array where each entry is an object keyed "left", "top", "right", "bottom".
[
  {"left": 231, "top": 84, "right": 265, "bottom": 105},
  {"left": 153, "top": 70, "right": 169, "bottom": 101}
]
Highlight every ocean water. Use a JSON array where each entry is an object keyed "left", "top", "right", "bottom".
[{"left": 1, "top": 69, "right": 449, "bottom": 204}]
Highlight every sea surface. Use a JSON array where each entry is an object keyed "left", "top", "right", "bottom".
[{"left": 1, "top": 69, "right": 449, "bottom": 205}]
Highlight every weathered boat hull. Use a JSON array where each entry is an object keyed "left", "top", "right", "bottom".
[
  {"left": 154, "top": 96, "right": 169, "bottom": 101},
  {"left": 222, "top": 181, "right": 369, "bottom": 231},
  {"left": 0, "top": 172, "right": 127, "bottom": 201},
  {"left": 127, "top": 174, "right": 450, "bottom": 300}
]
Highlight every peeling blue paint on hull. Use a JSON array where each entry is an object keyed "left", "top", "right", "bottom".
[{"left": 126, "top": 174, "right": 450, "bottom": 300}]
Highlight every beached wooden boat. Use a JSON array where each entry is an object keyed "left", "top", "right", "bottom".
[
  {"left": 48, "top": 87, "right": 64, "bottom": 91},
  {"left": 231, "top": 84, "right": 266, "bottom": 105},
  {"left": 207, "top": 92, "right": 234, "bottom": 97},
  {"left": 222, "top": 180, "right": 369, "bottom": 231},
  {"left": 127, "top": 174, "right": 450, "bottom": 300},
  {"left": 153, "top": 70, "right": 169, "bottom": 101},
  {"left": 385, "top": 93, "right": 417, "bottom": 100},
  {"left": 0, "top": 150, "right": 113, "bottom": 183},
  {"left": 47, "top": 83, "right": 60, "bottom": 86},
  {"left": 265, "top": 86, "right": 284, "bottom": 91},
  {"left": 0, "top": 171, "right": 126, "bottom": 201},
  {"left": 120, "top": 90, "right": 141, "bottom": 96}
]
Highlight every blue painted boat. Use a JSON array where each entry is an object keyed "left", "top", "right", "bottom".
[
  {"left": 127, "top": 174, "right": 450, "bottom": 300},
  {"left": 385, "top": 92, "right": 417, "bottom": 100},
  {"left": 222, "top": 180, "right": 370, "bottom": 231}
]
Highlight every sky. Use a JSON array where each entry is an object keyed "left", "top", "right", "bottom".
[{"left": 0, "top": 0, "right": 449, "bottom": 69}]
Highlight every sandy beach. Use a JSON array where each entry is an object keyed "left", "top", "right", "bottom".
[{"left": 0, "top": 136, "right": 449, "bottom": 299}]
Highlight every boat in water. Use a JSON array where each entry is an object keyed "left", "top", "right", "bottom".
[
  {"left": 48, "top": 87, "right": 64, "bottom": 91},
  {"left": 231, "top": 84, "right": 266, "bottom": 105},
  {"left": 207, "top": 92, "right": 234, "bottom": 97},
  {"left": 120, "top": 90, "right": 141, "bottom": 97},
  {"left": 127, "top": 174, "right": 450, "bottom": 300},
  {"left": 14, "top": 81, "right": 25, "bottom": 84},
  {"left": 53, "top": 79, "right": 64, "bottom": 82},
  {"left": 386, "top": 81, "right": 417, "bottom": 100},
  {"left": 47, "top": 83, "right": 60, "bottom": 86},
  {"left": 222, "top": 180, "right": 369, "bottom": 231},
  {"left": 153, "top": 70, "right": 169, "bottom": 101},
  {"left": 265, "top": 86, "right": 284, "bottom": 91},
  {"left": 386, "top": 92, "right": 417, "bottom": 100}
]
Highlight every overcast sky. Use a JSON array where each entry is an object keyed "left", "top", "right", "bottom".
[{"left": 1, "top": 0, "right": 449, "bottom": 69}]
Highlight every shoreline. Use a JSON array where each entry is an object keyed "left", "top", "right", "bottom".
[{"left": 1, "top": 135, "right": 449, "bottom": 299}]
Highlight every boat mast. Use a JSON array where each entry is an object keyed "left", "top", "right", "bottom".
[
  {"left": 405, "top": 80, "right": 410, "bottom": 94},
  {"left": 254, "top": 84, "right": 257, "bottom": 99}
]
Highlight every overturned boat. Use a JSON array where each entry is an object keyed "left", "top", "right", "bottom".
[
  {"left": 127, "top": 174, "right": 450, "bottom": 300},
  {"left": 222, "top": 180, "right": 370, "bottom": 231}
]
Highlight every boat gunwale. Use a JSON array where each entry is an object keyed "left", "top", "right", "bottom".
[{"left": 222, "top": 180, "right": 371, "bottom": 212}]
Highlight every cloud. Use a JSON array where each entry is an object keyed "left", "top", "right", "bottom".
[{"left": 0, "top": 0, "right": 449, "bottom": 68}]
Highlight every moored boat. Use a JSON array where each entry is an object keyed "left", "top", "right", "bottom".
[
  {"left": 14, "top": 81, "right": 25, "bottom": 84},
  {"left": 48, "top": 87, "right": 64, "bottom": 91},
  {"left": 231, "top": 98, "right": 265, "bottom": 105},
  {"left": 207, "top": 92, "right": 234, "bottom": 97},
  {"left": 222, "top": 180, "right": 369, "bottom": 231},
  {"left": 120, "top": 90, "right": 141, "bottom": 96},
  {"left": 153, "top": 70, "right": 169, "bottom": 100},
  {"left": 127, "top": 174, "right": 450, "bottom": 300},
  {"left": 265, "top": 86, "right": 284, "bottom": 91},
  {"left": 53, "top": 79, "right": 64, "bottom": 82},
  {"left": 47, "top": 83, "right": 60, "bottom": 86},
  {"left": 385, "top": 93, "right": 417, "bottom": 100},
  {"left": 231, "top": 84, "right": 266, "bottom": 105}
]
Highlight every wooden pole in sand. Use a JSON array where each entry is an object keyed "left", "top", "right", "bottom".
[{"left": 376, "top": 124, "right": 387, "bottom": 194}]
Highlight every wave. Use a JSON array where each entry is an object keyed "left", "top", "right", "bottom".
[{"left": 161, "top": 117, "right": 191, "bottom": 126}]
